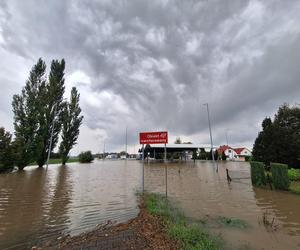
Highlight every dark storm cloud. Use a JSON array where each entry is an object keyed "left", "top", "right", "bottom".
[{"left": 1, "top": 0, "right": 300, "bottom": 153}]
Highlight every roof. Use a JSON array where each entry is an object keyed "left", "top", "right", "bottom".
[
  {"left": 146, "top": 143, "right": 212, "bottom": 150},
  {"left": 234, "top": 147, "right": 251, "bottom": 155},
  {"left": 217, "top": 145, "right": 232, "bottom": 154},
  {"left": 233, "top": 148, "right": 245, "bottom": 154}
]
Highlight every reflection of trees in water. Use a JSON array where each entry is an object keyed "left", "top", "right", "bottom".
[
  {"left": 254, "top": 187, "right": 300, "bottom": 235},
  {"left": 0, "top": 167, "right": 48, "bottom": 249},
  {"left": 45, "top": 165, "right": 73, "bottom": 238}
]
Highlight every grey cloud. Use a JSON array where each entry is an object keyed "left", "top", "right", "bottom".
[{"left": 1, "top": 0, "right": 300, "bottom": 153}]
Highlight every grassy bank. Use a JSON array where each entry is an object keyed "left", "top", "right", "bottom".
[
  {"left": 144, "top": 193, "right": 221, "bottom": 250},
  {"left": 29, "top": 157, "right": 79, "bottom": 166}
]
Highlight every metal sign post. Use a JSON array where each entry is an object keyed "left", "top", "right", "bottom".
[
  {"left": 139, "top": 131, "right": 168, "bottom": 195},
  {"left": 142, "top": 144, "right": 145, "bottom": 192},
  {"left": 164, "top": 143, "right": 167, "bottom": 198}
]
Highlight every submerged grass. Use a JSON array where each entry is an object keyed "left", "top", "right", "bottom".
[
  {"left": 144, "top": 193, "right": 221, "bottom": 250},
  {"left": 217, "top": 216, "right": 248, "bottom": 229}
]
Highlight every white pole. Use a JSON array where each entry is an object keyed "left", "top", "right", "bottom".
[
  {"left": 125, "top": 126, "right": 128, "bottom": 159},
  {"left": 142, "top": 144, "right": 145, "bottom": 192},
  {"left": 165, "top": 143, "right": 167, "bottom": 198},
  {"left": 203, "top": 103, "right": 218, "bottom": 172},
  {"left": 46, "top": 103, "right": 57, "bottom": 170},
  {"left": 103, "top": 141, "right": 105, "bottom": 161}
]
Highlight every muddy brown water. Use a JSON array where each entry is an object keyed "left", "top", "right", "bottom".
[{"left": 0, "top": 160, "right": 299, "bottom": 249}]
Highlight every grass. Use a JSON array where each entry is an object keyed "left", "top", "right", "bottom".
[
  {"left": 289, "top": 181, "right": 300, "bottom": 195},
  {"left": 144, "top": 193, "right": 221, "bottom": 250},
  {"left": 217, "top": 217, "right": 248, "bottom": 229},
  {"left": 29, "top": 157, "right": 79, "bottom": 166}
]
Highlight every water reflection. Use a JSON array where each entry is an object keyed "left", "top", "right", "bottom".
[
  {"left": 42, "top": 165, "right": 73, "bottom": 242},
  {"left": 0, "top": 168, "right": 49, "bottom": 249},
  {"left": 254, "top": 187, "right": 300, "bottom": 235}
]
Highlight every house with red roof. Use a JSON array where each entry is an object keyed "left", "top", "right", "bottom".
[
  {"left": 233, "top": 147, "right": 252, "bottom": 161},
  {"left": 217, "top": 145, "right": 252, "bottom": 161}
]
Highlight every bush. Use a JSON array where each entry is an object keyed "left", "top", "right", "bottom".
[
  {"left": 288, "top": 168, "right": 300, "bottom": 181},
  {"left": 250, "top": 161, "right": 266, "bottom": 187},
  {"left": 78, "top": 151, "right": 94, "bottom": 163},
  {"left": 245, "top": 156, "right": 253, "bottom": 162},
  {"left": 271, "top": 163, "right": 290, "bottom": 190},
  {"left": 0, "top": 127, "right": 14, "bottom": 172}
]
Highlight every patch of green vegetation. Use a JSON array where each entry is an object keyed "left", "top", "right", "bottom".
[
  {"left": 288, "top": 169, "right": 300, "bottom": 181},
  {"left": 289, "top": 181, "right": 300, "bottom": 195},
  {"left": 217, "top": 217, "right": 248, "bottom": 229},
  {"left": 144, "top": 193, "right": 221, "bottom": 250}
]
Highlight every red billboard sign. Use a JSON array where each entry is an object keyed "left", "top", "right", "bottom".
[{"left": 139, "top": 131, "right": 168, "bottom": 144}]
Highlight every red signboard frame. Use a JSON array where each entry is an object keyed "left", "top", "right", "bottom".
[{"left": 139, "top": 131, "right": 168, "bottom": 144}]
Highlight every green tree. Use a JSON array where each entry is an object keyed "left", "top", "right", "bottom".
[
  {"left": 0, "top": 127, "right": 14, "bottom": 172},
  {"left": 174, "top": 137, "right": 182, "bottom": 144},
  {"left": 35, "top": 59, "right": 66, "bottom": 167},
  {"left": 12, "top": 58, "right": 46, "bottom": 169},
  {"left": 214, "top": 150, "right": 219, "bottom": 160},
  {"left": 59, "top": 87, "right": 83, "bottom": 165},
  {"left": 78, "top": 151, "right": 94, "bottom": 163},
  {"left": 192, "top": 150, "right": 198, "bottom": 160},
  {"left": 272, "top": 104, "right": 300, "bottom": 167},
  {"left": 199, "top": 148, "right": 207, "bottom": 160},
  {"left": 253, "top": 104, "right": 300, "bottom": 168},
  {"left": 253, "top": 117, "right": 276, "bottom": 165},
  {"left": 221, "top": 151, "right": 227, "bottom": 161}
]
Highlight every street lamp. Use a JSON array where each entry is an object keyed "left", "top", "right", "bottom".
[
  {"left": 46, "top": 99, "right": 67, "bottom": 169},
  {"left": 203, "top": 103, "right": 218, "bottom": 172}
]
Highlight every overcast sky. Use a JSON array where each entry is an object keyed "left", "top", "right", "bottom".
[{"left": 1, "top": 0, "right": 300, "bottom": 154}]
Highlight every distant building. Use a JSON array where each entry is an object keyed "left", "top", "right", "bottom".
[
  {"left": 141, "top": 144, "right": 212, "bottom": 160},
  {"left": 106, "top": 154, "right": 118, "bottom": 159},
  {"left": 217, "top": 145, "right": 252, "bottom": 161},
  {"left": 233, "top": 147, "right": 252, "bottom": 161}
]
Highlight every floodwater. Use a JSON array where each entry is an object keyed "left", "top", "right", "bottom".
[
  {"left": 0, "top": 160, "right": 300, "bottom": 249},
  {"left": 144, "top": 161, "right": 300, "bottom": 249},
  {"left": 0, "top": 160, "right": 141, "bottom": 249}
]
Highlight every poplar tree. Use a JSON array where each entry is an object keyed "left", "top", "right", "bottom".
[
  {"left": 12, "top": 58, "right": 46, "bottom": 169},
  {"left": 35, "top": 59, "right": 66, "bottom": 167},
  {"left": 59, "top": 87, "right": 83, "bottom": 165}
]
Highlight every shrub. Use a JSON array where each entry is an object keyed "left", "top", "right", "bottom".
[
  {"left": 271, "top": 163, "right": 290, "bottom": 190},
  {"left": 288, "top": 168, "right": 300, "bottom": 181},
  {"left": 250, "top": 161, "right": 266, "bottom": 187},
  {"left": 0, "top": 127, "right": 14, "bottom": 172},
  {"left": 78, "top": 151, "right": 94, "bottom": 163}
]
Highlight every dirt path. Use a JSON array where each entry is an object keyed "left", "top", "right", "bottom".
[{"left": 35, "top": 201, "right": 179, "bottom": 250}]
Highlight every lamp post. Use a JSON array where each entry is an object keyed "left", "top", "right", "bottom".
[
  {"left": 203, "top": 103, "right": 218, "bottom": 172},
  {"left": 46, "top": 99, "right": 66, "bottom": 169},
  {"left": 46, "top": 103, "right": 58, "bottom": 170}
]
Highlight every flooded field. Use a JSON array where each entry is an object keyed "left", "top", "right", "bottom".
[
  {"left": 0, "top": 160, "right": 300, "bottom": 249},
  {"left": 0, "top": 160, "right": 141, "bottom": 249}
]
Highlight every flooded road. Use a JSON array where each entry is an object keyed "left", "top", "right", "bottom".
[{"left": 0, "top": 160, "right": 300, "bottom": 249}]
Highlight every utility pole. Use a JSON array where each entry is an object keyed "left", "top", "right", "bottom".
[
  {"left": 46, "top": 103, "right": 58, "bottom": 170},
  {"left": 203, "top": 103, "right": 218, "bottom": 172},
  {"left": 103, "top": 141, "right": 105, "bottom": 160},
  {"left": 226, "top": 129, "right": 229, "bottom": 146},
  {"left": 125, "top": 126, "right": 128, "bottom": 159}
]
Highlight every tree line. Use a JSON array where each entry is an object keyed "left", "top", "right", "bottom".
[
  {"left": 253, "top": 104, "right": 300, "bottom": 168},
  {"left": 0, "top": 58, "right": 83, "bottom": 172}
]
